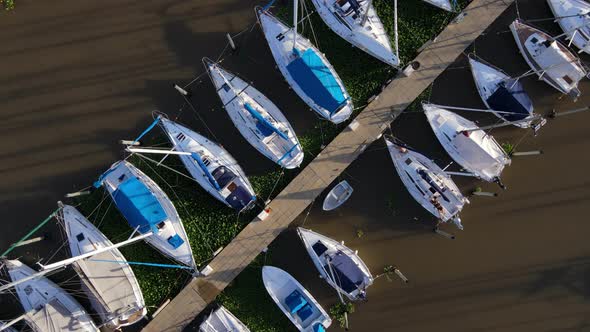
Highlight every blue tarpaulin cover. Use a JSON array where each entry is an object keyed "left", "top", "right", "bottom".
[
  {"left": 487, "top": 80, "right": 533, "bottom": 122},
  {"left": 285, "top": 290, "right": 307, "bottom": 314},
  {"left": 296, "top": 303, "right": 314, "bottom": 322},
  {"left": 287, "top": 48, "right": 346, "bottom": 114},
  {"left": 325, "top": 251, "right": 364, "bottom": 293},
  {"left": 313, "top": 324, "right": 326, "bottom": 332},
  {"left": 114, "top": 177, "right": 166, "bottom": 233},
  {"left": 167, "top": 234, "right": 184, "bottom": 249}
]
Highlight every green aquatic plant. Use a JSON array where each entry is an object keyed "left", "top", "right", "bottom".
[
  {"left": 502, "top": 142, "right": 515, "bottom": 156},
  {"left": 3, "top": 0, "right": 15, "bottom": 11},
  {"left": 329, "top": 302, "right": 355, "bottom": 328},
  {"left": 356, "top": 229, "right": 364, "bottom": 238}
]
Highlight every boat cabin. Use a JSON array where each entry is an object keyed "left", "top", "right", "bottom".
[{"left": 334, "top": 0, "right": 364, "bottom": 17}]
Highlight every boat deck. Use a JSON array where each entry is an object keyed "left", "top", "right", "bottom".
[{"left": 142, "top": 1, "right": 514, "bottom": 330}]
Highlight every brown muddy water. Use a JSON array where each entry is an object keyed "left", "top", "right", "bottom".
[{"left": 1, "top": 0, "right": 589, "bottom": 331}]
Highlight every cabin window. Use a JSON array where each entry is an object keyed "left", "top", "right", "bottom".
[
  {"left": 176, "top": 133, "right": 185, "bottom": 141},
  {"left": 404, "top": 158, "right": 412, "bottom": 165},
  {"left": 76, "top": 233, "right": 85, "bottom": 242},
  {"left": 531, "top": 37, "right": 538, "bottom": 43},
  {"left": 221, "top": 83, "right": 230, "bottom": 92},
  {"left": 118, "top": 174, "right": 126, "bottom": 182},
  {"left": 156, "top": 221, "right": 166, "bottom": 230},
  {"left": 24, "top": 285, "right": 33, "bottom": 296},
  {"left": 429, "top": 187, "right": 437, "bottom": 194},
  {"left": 563, "top": 75, "right": 573, "bottom": 84}
]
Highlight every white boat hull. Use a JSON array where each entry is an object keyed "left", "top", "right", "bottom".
[
  {"left": 257, "top": 8, "right": 353, "bottom": 124},
  {"left": 199, "top": 306, "right": 250, "bottom": 332},
  {"left": 100, "top": 160, "right": 196, "bottom": 269},
  {"left": 547, "top": 0, "right": 590, "bottom": 55},
  {"left": 385, "top": 138, "right": 468, "bottom": 226},
  {"left": 422, "top": 0, "right": 453, "bottom": 11},
  {"left": 423, "top": 103, "right": 511, "bottom": 182},
  {"left": 60, "top": 204, "right": 146, "bottom": 328},
  {"left": 6, "top": 260, "right": 99, "bottom": 332},
  {"left": 205, "top": 60, "right": 304, "bottom": 169},
  {"left": 160, "top": 118, "right": 257, "bottom": 211},
  {"left": 322, "top": 180, "right": 353, "bottom": 211},
  {"left": 297, "top": 227, "right": 373, "bottom": 301},
  {"left": 262, "top": 266, "right": 331, "bottom": 331},
  {"left": 310, "top": 0, "right": 398, "bottom": 66}
]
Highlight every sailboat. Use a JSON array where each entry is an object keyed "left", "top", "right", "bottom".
[
  {"left": 204, "top": 59, "right": 304, "bottom": 169},
  {"left": 422, "top": 0, "right": 453, "bottom": 12},
  {"left": 309, "top": 0, "right": 399, "bottom": 66},
  {"left": 547, "top": 0, "right": 590, "bottom": 54},
  {"left": 423, "top": 103, "right": 511, "bottom": 184},
  {"left": 297, "top": 227, "right": 373, "bottom": 301},
  {"left": 199, "top": 306, "right": 250, "bottom": 332},
  {"left": 262, "top": 266, "right": 331, "bottom": 332},
  {"left": 256, "top": 1, "right": 354, "bottom": 124},
  {"left": 58, "top": 204, "right": 147, "bottom": 329},
  {"left": 4, "top": 259, "right": 99, "bottom": 332},
  {"left": 509, "top": 19, "right": 586, "bottom": 99},
  {"left": 468, "top": 55, "right": 536, "bottom": 128},
  {"left": 95, "top": 160, "right": 196, "bottom": 270},
  {"left": 385, "top": 138, "right": 468, "bottom": 229},
  {"left": 158, "top": 117, "right": 257, "bottom": 212}
]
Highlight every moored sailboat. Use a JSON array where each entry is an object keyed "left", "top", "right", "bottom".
[
  {"left": 297, "top": 227, "right": 373, "bottom": 301},
  {"left": 385, "top": 138, "right": 468, "bottom": 229},
  {"left": 423, "top": 103, "right": 511, "bottom": 185},
  {"left": 204, "top": 59, "right": 304, "bottom": 169},
  {"left": 257, "top": 2, "right": 353, "bottom": 124},
  {"left": 95, "top": 160, "right": 196, "bottom": 270},
  {"left": 58, "top": 204, "right": 147, "bottom": 329},
  {"left": 309, "top": 0, "right": 399, "bottom": 66},
  {"left": 547, "top": 0, "right": 590, "bottom": 54},
  {"left": 509, "top": 19, "right": 586, "bottom": 99}
]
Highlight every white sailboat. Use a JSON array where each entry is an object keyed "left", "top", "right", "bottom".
[
  {"left": 322, "top": 180, "right": 353, "bottom": 211},
  {"left": 199, "top": 306, "right": 250, "bottom": 332},
  {"left": 58, "top": 204, "right": 147, "bottom": 329},
  {"left": 509, "top": 19, "right": 586, "bottom": 99},
  {"left": 468, "top": 55, "right": 536, "bottom": 128},
  {"left": 204, "top": 59, "right": 304, "bottom": 169},
  {"left": 262, "top": 266, "right": 331, "bottom": 332},
  {"left": 95, "top": 160, "right": 196, "bottom": 270},
  {"left": 297, "top": 227, "right": 373, "bottom": 301},
  {"left": 422, "top": 0, "right": 453, "bottom": 12},
  {"left": 385, "top": 138, "right": 468, "bottom": 229},
  {"left": 423, "top": 103, "right": 511, "bottom": 184},
  {"left": 309, "top": 0, "right": 399, "bottom": 66},
  {"left": 257, "top": 2, "right": 353, "bottom": 124},
  {"left": 158, "top": 118, "right": 257, "bottom": 211},
  {"left": 547, "top": 0, "right": 590, "bottom": 54},
  {"left": 4, "top": 259, "right": 99, "bottom": 332}
]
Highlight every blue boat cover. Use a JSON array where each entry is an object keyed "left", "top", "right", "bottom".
[
  {"left": 313, "top": 324, "right": 326, "bottom": 332},
  {"left": 212, "top": 166, "right": 236, "bottom": 188},
  {"left": 325, "top": 251, "right": 364, "bottom": 293},
  {"left": 285, "top": 290, "right": 307, "bottom": 314},
  {"left": 244, "top": 103, "right": 289, "bottom": 140},
  {"left": 487, "top": 80, "right": 533, "bottom": 122},
  {"left": 191, "top": 153, "right": 221, "bottom": 190},
  {"left": 287, "top": 48, "right": 346, "bottom": 115},
  {"left": 296, "top": 303, "right": 314, "bottom": 322},
  {"left": 167, "top": 234, "right": 184, "bottom": 249},
  {"left": 114, "top": 177, "right": 167, "bottom": 234}
]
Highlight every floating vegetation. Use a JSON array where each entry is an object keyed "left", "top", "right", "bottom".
[
  {"left": 329, "top": 302, "right": 355, "bottom": 329},
  {"left": 2, "top": 0, "right": 14, "bottom": 11},
  {"left": 502, "top": 142, "right": 515, "bottom": 156}
]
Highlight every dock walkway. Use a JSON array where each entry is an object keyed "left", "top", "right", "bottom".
[{"left": 143, "top": 0, "right": 514, "bottom": 330}]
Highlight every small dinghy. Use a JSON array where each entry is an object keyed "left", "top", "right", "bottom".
[
  {"left": 310, "top": 0, "right": 398, "bottom": 66},
  {"left": 257, "top": 4, "right": 353, "bottom": 124},
  {"left": 322, "top": 180, "right": 353, "bottom": 211},
  {"left": 95, "top": 160, "right": 196, "bottom": 269},
  {"left": 510, "top": 19, "right": 586, "bottom": 99},
  {"left": 297, "top": 228, "right": 373, "bottom": 301},
  {"left": 160, "top": 118, "right": 257, "bottom": 211},
  {"left": 59, "top": 204, "right": 147, "bottom": 329},
  {"left": 199, "top": 306, "right": 250, "bottom": 332},
  {"left": 262, "top": 266, "right": 331, "bottom": 331},
  {"left": 422, "top": 0, "right": 453, "bottom": 12},
  {"left": 423, "top": 103, "right": 511, "bottom": 184},
  {"left": 468, "top": 55, "right": 536, "bottom": 127},
  {"left": 385, "top": 138, "right": 468, "bottom": 228},
  {"left": 547, "top": 0, "right": 590, "bottom": 54},
  {"left": 5, "top": 259, "right": 99, "bottom": 332},
  {"left": 204, "top": 59, "right": 304, "bottom": 169}
]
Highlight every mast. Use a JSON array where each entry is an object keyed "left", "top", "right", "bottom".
[
  {"left": 394, "top": 0, "right": 399, "bottom": 62},
  {"left": 0, "top": 232, "right": 152, "bottom": 293},
  {"left": 361, "top": 0, "right": 373, "bottom": 26},
  {"left": 292, "top": 0, "right": 298, "bottom": 53}
]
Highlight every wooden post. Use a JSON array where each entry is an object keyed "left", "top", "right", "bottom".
[
  {"left": 434, "top": 228, "right": 455, "bottom": 239},
  {"left": 471, "top": 191, "right": 497, "bottom": 197},
  {"left": 512, "top": 150, "right": 543, "bottom": 157}
]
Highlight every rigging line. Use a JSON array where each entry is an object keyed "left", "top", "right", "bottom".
[
  {"left": 134, "top": 153, "right": 198, "bottom": 184},
  {"left": 95, "top": 198, "right": 114, "bottom": 230},
  {"left": 1, "top": 208, "right": 60, "bottom": 258},
  {"left": 183, "top": 92, "right": 221, "bottom": 143},
  {"left": 515, "top": 0, "right": 521, "bottom": 20},
  {"left": 265, "top": 168, "right": 286, "bottom": 203},
  {"left": 136, "top": 156, "right": 215, "bottom": 256},
  {"left": 302, "top": 0, "right": 320, "bottom": 48},
  {"left": 300, "top": 198, "right": 316, "bottom": 227},
  {"left": 86, "top": 189, "right": 109, "bottom": 220}
]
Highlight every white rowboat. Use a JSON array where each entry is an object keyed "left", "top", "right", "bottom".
[
  {"left": 322, "top": 180, "right": 353, "bottom": 211},
  {"left": 199, "top": 306, "right": 250, "bottom": 332}
]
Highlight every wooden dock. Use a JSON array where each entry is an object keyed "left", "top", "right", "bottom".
[{"left": 143, "top": 0, "right": 514, "bottom": 330}]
